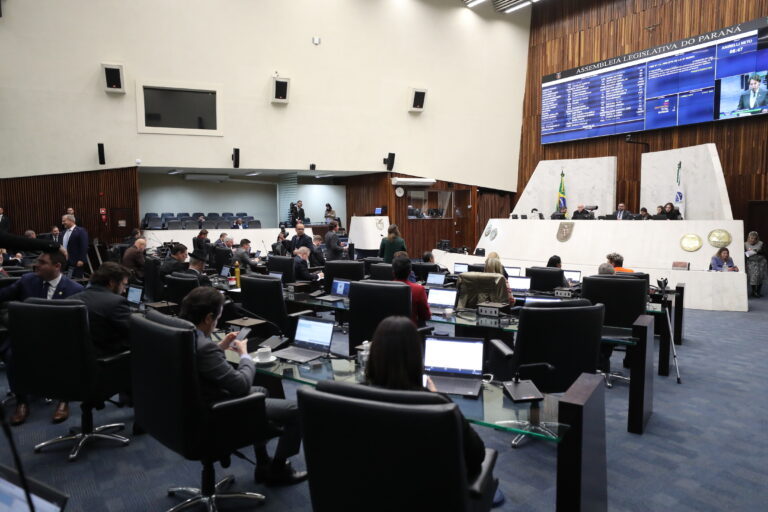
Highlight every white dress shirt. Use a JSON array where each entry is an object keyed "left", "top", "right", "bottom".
[{"left": 46, "top": 274, "right": 63, "bottom": 300}]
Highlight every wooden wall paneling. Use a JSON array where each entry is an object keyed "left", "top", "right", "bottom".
[
  {"left": 519, "top": 0, "right": 768, "bottom": 221},
  {"left": 0, "top": 167, "right": 139, "bottom": 245}
]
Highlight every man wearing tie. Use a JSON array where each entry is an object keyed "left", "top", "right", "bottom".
[
  {"left": 614, "top": 203, "right": 633, "bottom": 220},
  {"left": 0, "top": 208, "right": 10, "bottom": 233},
  {"left": 737, "top": 75, "right": 768, "bottom": 112},
  {"left": 0, "top": 251, "right": 84, "bottom": 425},
  {"left": 48, "top": 226, "right": 61, "bottom": 244},
  {"left": 61, "top": 214, "right": 89, "bottom": 277}
]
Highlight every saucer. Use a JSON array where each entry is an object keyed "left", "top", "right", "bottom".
[{"left": 254, "top": 355, "right": 277, "bottom": 365}]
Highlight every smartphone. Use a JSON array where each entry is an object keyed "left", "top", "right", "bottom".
[{"left": 235, "top": 327, "right": 252, "bottom": 341}]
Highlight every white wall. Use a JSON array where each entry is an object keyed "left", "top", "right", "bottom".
[
  {"left": 138, "top": 174, "right": 278, "bottom": 226},
  {"left": 0, "top": 0, "right": 530, "bottom": 192},
  {"left": 296, "top": 184, "right": 346, "bottom": 225}
]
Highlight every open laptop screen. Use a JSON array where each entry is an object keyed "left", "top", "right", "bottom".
[
  {"left": 504, "top": 266, "right": 522, "bottom": 277},
  {"left": 426, "top": 272, "right": 445, "bottom": 285},
  {"left": 293, "top": 317, "right": 334, "bottom": 351},
  {"left": 564, "top": 270, "right": 582, "bottom": 284},
  {"left": 268, "top": 271, "right": 283, "bottom": 280},
  {"left": 424, "top": 337, "right": 484, "bottom": 376},
  {"left": 126, "top": 286, "right": 143, "bottom": 305},
  {"left": 427, "top": 288, "right": 457, "bottom": 308},
  {"left": 453, "top": 263, "right": 469, "bottom": 274},
  {"left": 331, "top": 279, "right": 351, "bottom": 297},
  {"left": 220, "top": 265, "right": 231, "bottom": 277},
  {"left": 508, "top": 276, "right": 531, "bottom": 291}
]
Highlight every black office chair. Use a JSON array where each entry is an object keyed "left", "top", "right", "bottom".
[
  {"left": 412, "top": 262, "right": 439, "bottom": 282},
  {"left": 468, "top": 263, "right": 485, "bottom": 273},
  {"left": 323, "top": 261, "right": 365, "bottom": 293},
  {"left": 164, "top": 274, "right": 199, "bottom": 305},
  {"left": 361, "top": 257, "right": 384, "bottom": 275},
  {"left": 266, "top": 255, "right": 296, "bottom": 284},
  {"left": 143, "top": 256, "right": 163, "bottom": 301},
  {"left": 240, "top": 276, "right": 312, "bottom": 338},
  {"left": 182, "top": 220, "right": 199, "bottom": 230},
  {"left": 348, "top": 281, "right": 411, "bottom": 353},
  {"left": 221, "top": 212, "right": 234, "bottom": 218},
  {"left": 9, "top": 299, "right": 130, "bottom": 461},
  {"left": 582, "top": 276, "right": 647, "bottom": 386},
  {"left": 131, "top": 313, "right": 276, "bottom": 511},
  {"left": 235, "top": 212, "right": 248, "bottom": 218},
  {"left": 213, "top": 247, "right": 233, "bottom": 273},
  {"left": 368, "top": 263, "right": 393, "bottom": 281},
  {"left": 299, "top": 382, "right": 498, "bottom": 512},
  {"left": 525, "top": 267, "right": 565, "bottom": 292}
]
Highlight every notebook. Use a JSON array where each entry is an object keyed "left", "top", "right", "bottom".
[
  {"left": 453, "top": 263, "right": 469, "bottom": 275},
  {"left": 126, "top": 285, "right": 143, "bottom": 310},
  {"left": 426, "top": 272, "right": 446, "bottom": 286},
  {"left": 424, "top": 336, "right": 484, "bottom": 397},
  {"left": 273, "top": 316, "right": 335, "bottom": 363},
  {"left": 317, "top": 279, "right": 351, "bottom": 302}
]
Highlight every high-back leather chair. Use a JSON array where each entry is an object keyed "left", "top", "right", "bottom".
[
  {"left": 368, "top": 262, "right": 393, "bottom": 281},
  {"left": 132, "top": 311, "right": 277, "bottom": 511},
  {"left": 143, "top": 256, "right": 163, "bottom": 301},
  {"left": 411, "top": 262, "right": 439, "bottom": 282},
  {"left": 525, "top": 267, "right": 565, "bottom": 292},
  {"left": 348, "top": 281, "right": 410, "bottom": 352},
  {"left": 164, "top": 274, "right": 199, "bottom": 305},
  {"left": 361, "top": 257, "right": 384, "bottom": 275},
  {"left": 323, "top": 261, "right": 365, "bottom": 293},
  {"left": 213, "top": 246, "right": 233, "bottom": 273},
  {"left": 456, "top": 272, "right": 509, "bottom": 309},
  {"left": 9, "top": 299, "right": 131, "bottom": 461},
  {"left": 582, "top": 276, "right": 646, "bottom": 328},
  {"left": 266, "top": 255, "right": 296, "bottom": 284},
  {"left": 240, "top": 275, "right": 310, "bottom": 338},
  {"left": 299, "top": 382, "right": 498, "bottom": 512}
]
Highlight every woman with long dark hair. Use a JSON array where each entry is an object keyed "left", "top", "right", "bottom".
[{"left": 378, "top": 224, "right": 407, "bottom": 263}]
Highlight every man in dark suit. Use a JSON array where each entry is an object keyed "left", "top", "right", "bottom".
[
  {"left": 0, "top": 208, "right": 10, "bottom": 233},
  {"left": 122, "top": 238, "right": 146, "bottom": 280},
  {"left": 294, "top": 200, "right": 306, "bottom": 224},
  {"left": 613, "top": 203, "right": 632, "bottom": 220},
  {"left": 234, "top": 239, "right": 261, "bottom": 274},
  {"left": 737, "top": 75, "right": 768, "bottom": 112},
  {"left": 293, "top": 247, "right": 323, "bottom": 282},
  {"left": 159, "top": 243, "right": 188, "bottom": 279},
  {"left": 175, "top": 249, "right": 212, "bottom": 286},
  {"left": 65, "top": 207, "right": 81, "bottom": 226},
  {"left": 571, "top": 204, "right": 592, "bottom": 220},
  {"left": 289, "top": 224, "right": 313, "bottom": 255},
  {"left": 179, "top": 287, "right": 307, "bottom": 485},
  {"left": 0, "top": 251, "right": 84, "bottom": 425},
  {"left": 324, "top": 220, "right": 346, "bottom": 261},
  {"left": 232, "top": 218, "right": 248, "bottom": 229},
  {"left": 61, "top": 214, "right": 89, "bottom": 277},
  {"left": 309, "top": 235, "right": 325, "bottom": 267},
  {"left": 47, "top": 226, "right": 62, "bottom": 244}
]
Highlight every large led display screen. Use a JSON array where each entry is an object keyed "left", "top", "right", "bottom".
[{"left": 541, "top": 18, "right": 768, "bottom": 144}]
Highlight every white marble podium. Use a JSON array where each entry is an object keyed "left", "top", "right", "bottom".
[
  {"left": 348, "top": 216, "right": 390, "bottom": 250},
  {"left": 439, "top": 218, "right": 748, "bottom": 312},
  {"left": 143, "top": 227, "right": 312, "bottom": 254}
]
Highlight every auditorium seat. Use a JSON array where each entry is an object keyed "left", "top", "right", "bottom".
[
  {"left": 221, "top": 212, "right": 234, "bottom": 218},
  {"left": 215, "top": 221, "right": 230, "bottom": 229},
  {"left": 182, "top": 220, "right": 199, "bottom": 230},
  {"left": 165, "top": 220, "right": 182, "bottom": 230},
  {"left": 235, "top": 212, "right": 248, "bottom": 218},
  {"left": 176, "top": 212, "right": 190, "bottom": 218},
  {"left": 147, "top": 218, "right": 164, "bottom": 230},
  {"left": 207, "top": 212, "right": 220, "bottom": 218},
  {"left": 249, "top": 220, "right": 262, "bottom": 229},
  {"left": 192, "top": 212, "right": 204, "bottom": 219},
  {"left": 160, "top": 212, "right": 174, "bottom": 218},
  {"left": 201, "top": 220, "right": 217, "bottom": 229}
]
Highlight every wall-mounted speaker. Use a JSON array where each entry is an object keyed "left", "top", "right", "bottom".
[
  {"left": 101, "top": 63, "right": 125, "bottom": 94},
  {"left": 271, "top": 77, "right": 290, "bottom": 104},
  {"left": 410, "top": 88, "right": 427, "bottom": 112},
  {"left": 97, "top": 143, "right": 106, "bottom": 165},
  {"left": 383, "top": 152, "right": 396, "bottom": 171},
  {"left": 309, "top": 163, "right": 316, "bottom": 171},
  {"left": 232, "top": 148, "right": 240, "bottom": 168}
]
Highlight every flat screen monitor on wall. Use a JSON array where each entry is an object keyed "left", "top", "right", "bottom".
[
  {"left": 541, "top": 17, "right": 768, "bottom": 144},
  {"left": 143, "top": 86, "right": 217, "bottom": 130}
]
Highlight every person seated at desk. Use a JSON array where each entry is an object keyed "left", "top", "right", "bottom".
[
  {"left": 290, "top": 223, "right": 313, "bottom": 255},
  {"left": 159, "top": 243, "right": 188, "bottom": 279},
  {"left": 393, "top": 256, "right": 430, "bottom": 326},
  {"left": 530, "top": 208, "right": 543, "bottom": 219},
  {"left": 655, "top": 205, "right": 664, "bottom": 216},
  {"left": 550, "top": 207, "right": 567, "bottom": 219},
  {"left": 48, "top": 226, "right": 62, "bottom": 244},
  {"left": 0, "top": 248, "right": 22, "bottom": 268},
  {"left": 214, "top": 233, "right": 228, "bottom": 248},
  {"left": 179, "top": 287, "right": 307, "bottom": 486},
  {"left": 637, "top": 207, "right": 651, "bottom": 220},
  {"left": 547, "top": 255, "right": 570, "bottom": 287},
  {"left": 310, "top": 235, "right": 326, "bottom": 267},
  {"left": 484, "top": 257, "right": 514, "bottom": 303},
  {"left": 422, "top": 251, "right": 435, "bottom": 264},
  {"left": 663, "top": 202, "right": 683, "bottom": 220},
  {"left": 272, "top": 232, "right": 291, "bottom": 256},
  {"left": 364, "top": 316, "right": 486, "bottom": 479},
  {"left": 571, "top": 204, "right": 592, "bottom": 220},
  {"left": 123, "top": 228, "right": 141, "bottom": 244},
  {"left": 175, "top": 249, "right": 212, "bottom": 286},
  {"left": 232, "top": 218, "right": 248, "bottom": 229},
  {"left": 392, "top": 251, "right": 417, "bottom": 282},
  {"left": 614, "top": 203, "right": 632, "bottom": 220},
  {"left": 122, "top": 237, "right": 146, "bottom": 280},
  {"left": 379, "top": 224, "right": 407, "bottom": 264},
  {"left": 598, "top": 262, "right": 615, "bottom": 275},
  {"left": 294, "top": 247, "right": 324, "bottom": 282},
  {"left": 193, "top": 229, "right": 210, "bottom": 254},
  {"left": 711, "top": 248, "right": 739, "bottom": 272},
  {"left": 485, "top": 252, "right": 508, "bottom": 278},
  {"left": 606, "top": 252, "right": 633, "bottom": 273},
  {"left": 235, "top": 239, "right": 261, "bottom": 273}
]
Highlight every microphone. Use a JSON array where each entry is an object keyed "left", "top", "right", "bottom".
[{"left": 585, "top": 205, "right": 599, "bottom": 211}]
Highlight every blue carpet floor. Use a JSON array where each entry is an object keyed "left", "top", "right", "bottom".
[{"left": 1, "top": 295, "right": 766, "bottom": 511}]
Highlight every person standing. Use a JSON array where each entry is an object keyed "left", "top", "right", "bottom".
[
  {"left": 290, "top": 223, "right": 313, "bottom": 254},
  {"left": 309, "top": 235, "right": 326, "bottom": 267},
  {"left": 65, "top": 207, "right": 81, "bottom": 226},
  {"left": 745, "top": 231, "right": 767, "bottom": 297},
  {"left": 324, "top": 220, "right": 346, "bottom": 261},
  {"left": 295, "top": 200, "right": 306, "bottom": 223},
  {"left": 0, "top": 208, "right": 10, "bottom": 233},
  {"left": 61, "top": 213, "right": 89, "bottom": 277},
  {"left": 324, "top": 203, "right": 336, "bottom": 222},
  {"left": 378, "top": 225, "right": 407, "bottom": 264}
]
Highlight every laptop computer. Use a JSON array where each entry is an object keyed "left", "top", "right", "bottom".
[
  {"left": 317, "top": 278, "right": 351, "bottom": 302},
  {"left": 423, "top": 336, "right": 484, "bottom": 397},
  {"left": 427, "top": 287, "right": 458, "bottom": 314},
  {"left": 564, "top": 270, "right": 582, "bottom": 285},
  {"left": 453, "top": 263, "right": 469, "bottom": 275},
  {"left": 273, "top": 316, "right": 335, "bottom": 363},
  {"left": 126, "top": 285, "right": 144, "bottom": 310},
  {"left": 508, "top": 276, "right": 532, "bottom": 295},
  {"left": 504, "top": 266, "right": 522, "bottom": 277},
  {"left": 268, "top": 271, "right": 283, "bottom": 280},
  {"left": 425, "top": 272, "right": 446, "bottom": 287}
]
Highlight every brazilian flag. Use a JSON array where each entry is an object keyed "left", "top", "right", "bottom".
[{"left": 556, "top": 170, "right": 567, "bottom": 211}]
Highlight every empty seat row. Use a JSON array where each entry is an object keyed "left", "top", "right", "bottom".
[
  {"left": 145, "top": 219, "right": 262, "bottom": 230},
  {"left": 144, "top": 212, "right": 248, "bottom": 219}
]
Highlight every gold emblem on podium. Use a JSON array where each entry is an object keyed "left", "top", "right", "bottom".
[
  {"left": 679, "top": 234, "right": 702, "bottom": 252},
  {"left": 489, "top": 228, "right": 498, "bottom": 241},
  {"left": 375, "top": 219, "right": 385, "bottom": 230},
  {"left": 484, "top": 226, "right": 492, "bottom": 238},
  {"left": 556, "top": 222, "right": 574, "bottom": 242},
  {"left": 707, "top": 229, "right": 732, "bottom": 248}
]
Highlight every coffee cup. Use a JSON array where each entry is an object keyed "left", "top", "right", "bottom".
[{"left": 256, "top": 347, "right": 272, "bottom": 362}]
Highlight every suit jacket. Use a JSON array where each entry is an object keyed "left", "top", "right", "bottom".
[
  {"left": 69, "top": 285, "right": 130, "bottom": 357},
  {"left": 0, "top": 272, "right": 83, "bottom": 302},
  {"left": 173, "top": 269, "right": 212, "bottom": 287},
  {"left": 290, "top": 234, "right": 313, "bottom": 254},
  {"left": 309, "top": 245, "right": 326, "bottom": 267},
  {"left": 737, "top": 89, "right": 768, "bottom": 110},
  {"left": 63, "top": 226, "right": 89, "bottom": 266},
  {"left": 122, "top": 246, "right": 145, "bottom": 278},
  {"left": 234, "top": 248, "right": 256, "bottom": 273},
  {"left": 571, "top": 209, "right": 592, "bottom": 220},
  {"left": 293, "top": 256, "right": 319, "bottom": 282},
  {"left": 614, "top": 210, "right": 633, "bottom": 220},
  {"left": 231, "top": 223, "right": 248, "bottom": 229},
  {"left": 294, "top": 207, "right": 306, "bottom": 223},
  {"left": 195, "top": 328, "right": 255, "bottom": 404},
  {"left": 324, "top": 231, "right": 344, "bottom": 261},
  {"left": 50, "top": 233, "right": 62, "bottom": 244},
  {"left": 159, "top": 258, "right": 188, "bottom": 279},
  {"left": 0, "top": 215, "right": 10, "bottom": 233}
]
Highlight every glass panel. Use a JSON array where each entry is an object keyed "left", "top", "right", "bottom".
[{"left": 407, "top": 191, "right": 453, "bottom": 219}]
